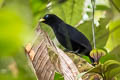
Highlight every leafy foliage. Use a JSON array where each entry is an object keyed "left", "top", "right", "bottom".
[
  {"left": 87, "top": 60, "right": 120, "bottom": 80},
  {"left": 0, "top": 0, "right": 120, "bottom": 80},
  {"left": 54, "top": 72, "right": 64, "bottom": 80},
  {"left": 0, "top": 0, "right": 36, "bottom": 80}
]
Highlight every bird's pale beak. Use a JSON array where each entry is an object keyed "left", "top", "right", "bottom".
[{"left": 39, "top": 18, "right": 45, "bottom": 22}]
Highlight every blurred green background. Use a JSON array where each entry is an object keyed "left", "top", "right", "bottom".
[{"left": 0, "top": 0, "right": 120, "bottom": 80}]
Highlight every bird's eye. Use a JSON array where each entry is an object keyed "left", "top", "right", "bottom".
[{"left": 45, "top": 15, "right": 49, "bottom": 18}]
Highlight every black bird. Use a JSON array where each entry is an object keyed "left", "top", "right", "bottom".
[{"left": 40, "top": 14, "right": 93, "bottom": 62}]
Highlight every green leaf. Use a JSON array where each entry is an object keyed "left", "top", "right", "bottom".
[
  {"left": 87, "top": 60, "right": 120, "bottom": 79},
  {"left": 87, "top": 60, "right": 120, "bottom": 80},
  {"left": 30, "top": 0, "right": 47, "bottom": 15},
  {"left": 95, "top": 18, "right": 109, "bottom": 48},
  {"left": 77, "top": 18, "right": 109, "bottom": 48},
  {"left": 102, "top": 60, "right": 120, "bottom": 80},
  {"left": 100, "top": 54, "right": 114, "bottom": 64},
  {"left": 87, "top": 64, "right": 103, "bottom": 75},
  {"left": 105, "top": 65, "right": 120, "bottom": 80},
  {"left": 51, "top": 0, "right": 84, "bottom": 26},
  {"left": 100, "top": 45, "right": 120, "bottom": 63},
  {"left": 0, "top": 0, "right": 37, "bottom": 80},
  {"left": 77, "top": 21, "right": 92, "bottom": 41},
  {"left": 30, "top": 0, "right": 48, "bottom": 27},
  {"left": 110, "top": 45, "right": 120, "bottom": 61},
  {"left": 96, "top": 5, "right": 110, "bottom": 10},
  {"left": 103, "top": 60, "right": 120, "bottom": 73},
  {"left": 0, "top": 0, "right": 32, "bottom": 56},
  {"left": 106, "top": 19, "right": 120, "bottom": 51},
  {"left": 54, "top": 72, "right": 64, "bottom": 80},
  {"left": 82, "top": 56, "right": 92, "bottom": 64}
]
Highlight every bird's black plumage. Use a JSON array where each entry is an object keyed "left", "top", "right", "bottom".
[{"left": 41, "top": 14, "right": 93, "bottom": 61}]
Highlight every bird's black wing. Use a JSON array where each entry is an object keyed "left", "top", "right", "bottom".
[{"left": 58, "top": 23, "right": 92, "bottom": 51}]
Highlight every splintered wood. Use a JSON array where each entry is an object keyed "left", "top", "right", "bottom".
[
  {"left": 25, "top": 24, "right": 100, "bottom": 80},
  {"left": 25, "top": 25, "right": 83, "bottom": 80}
]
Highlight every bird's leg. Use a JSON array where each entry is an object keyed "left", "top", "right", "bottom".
[
  {"left": 64, "top": 49, "right": 69, "bottom": 52},
  {"left": 73, "top": 49, "right": 82, "bottom": 56},
  {"left": 64, "top": 49, "right": 75, "bottom": 53},
  {"left": 64, "top": 49, "right": 83, "bottom": 57},
  {"left": 64, "top": 49, "right": 80, "bottom": 54},
  {"left": 74, "top": 49, "right": 80, "bottom": 54}
]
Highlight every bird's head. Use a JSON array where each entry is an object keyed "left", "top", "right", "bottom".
[{"left": 40, "top": 14, "right": 63, "bottom": 26}]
